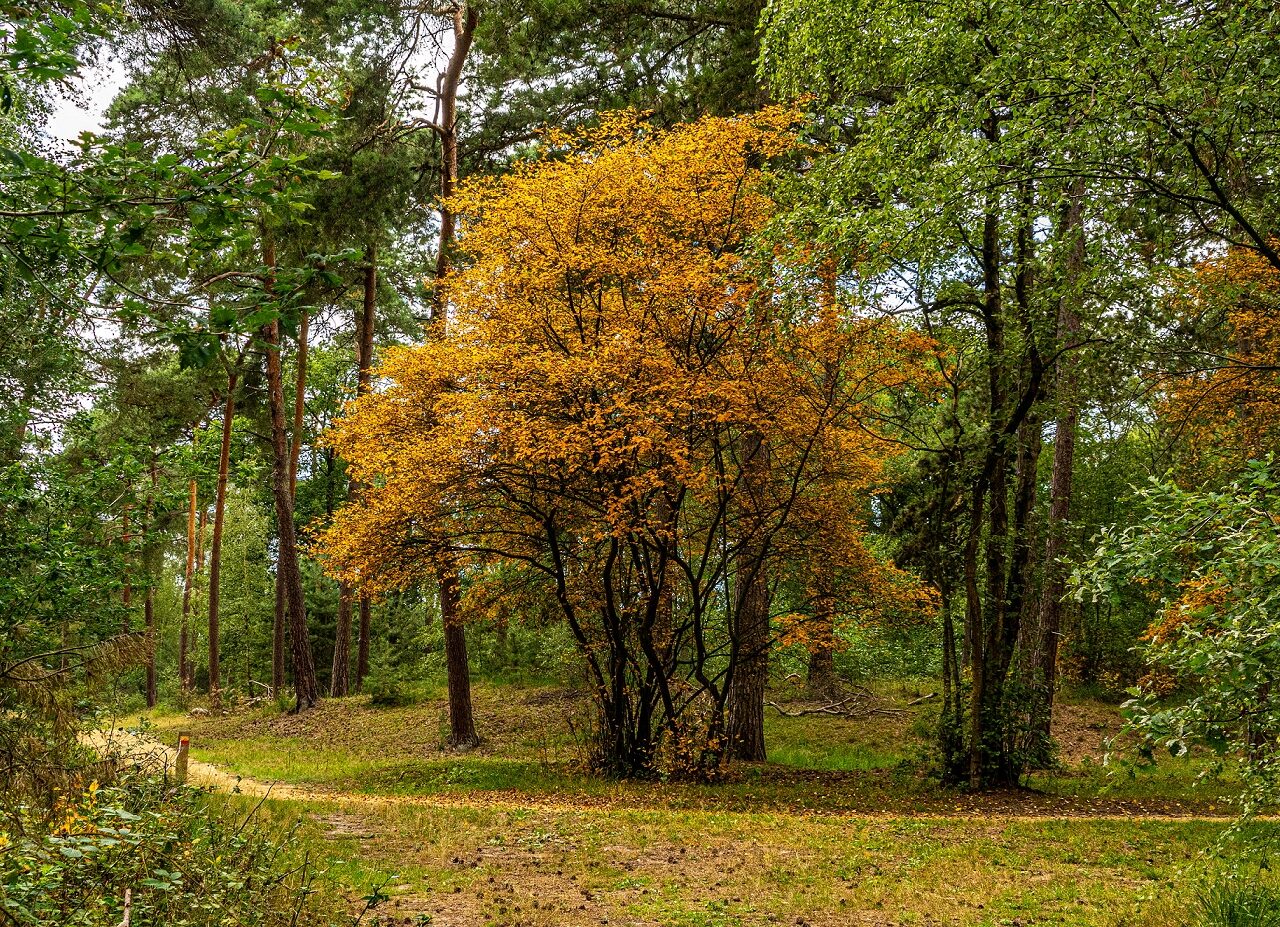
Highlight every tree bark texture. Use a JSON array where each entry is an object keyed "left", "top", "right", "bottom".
[
  {"left": 262, "top": 240, "right": 319, "bottom": 711},
  {"left": 207, "top": 372, "right": 237, "bottom": 707},
  {"left": 1032, "top": 181, "right": 1087, "bottom": 742},
  {"left": 727, "top": 430, "right": 771, "bottom": 762},
  {"left": 440, "top": 560, "right": 478, "bottom": 747},
  {"left": 348, "top": 246, "right": 377, "bottom": 693},
  {"left": 179, "top": 479, "right": 197, "bottom": 692}
]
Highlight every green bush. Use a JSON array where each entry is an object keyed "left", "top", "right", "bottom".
[
  {"left": 1194, "top": 880, "right": 1280, "bottom": 927},
  {"left": 365, "top": 669, "right": 415, "bottom": 708},
  {"left": 771, "top": 623, "right": 941, "bottom": 687},
  {"left": 471, "top": 620, "right": 582, "bottom": 687},
  {"left": 0, "top": 774, "right": 348, "bottom": 926}
]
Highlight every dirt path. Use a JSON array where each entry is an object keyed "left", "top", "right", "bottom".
[{"left": 90, "top": 726, "right": 1247, "bottom": 824}]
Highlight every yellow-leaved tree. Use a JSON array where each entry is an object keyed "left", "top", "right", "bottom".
[
  {"left": 1162, "top": 245, "right": 1280, "bottom": 482},
  {"left": 316, "top": 109, "right": 937, "bottom": 776}
]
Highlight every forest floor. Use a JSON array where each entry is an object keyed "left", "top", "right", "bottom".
[{"left": 110, "top": 681, "right": 1274, "bottom": 927}]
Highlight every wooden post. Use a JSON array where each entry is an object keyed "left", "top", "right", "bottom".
[{"left": 175, "top": 732, "right": 191, "bottom": 783}]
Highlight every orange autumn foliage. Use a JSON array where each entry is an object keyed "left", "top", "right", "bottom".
[
  {"left": 1163, "top": 246, "right": 1280, "bottom": 480},
  {"left": 1142, "top": 571, "right": 1230, "bottom": 645},
  {"left": 313, "top": 109, "right": 938, "bottom": 771}
]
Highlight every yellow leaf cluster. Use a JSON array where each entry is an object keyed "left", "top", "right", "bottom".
[
  {"left": 313, "top": 108, "right": 939, "bottom": 634},
  {"left": 1162, "top": 245, "right": 1280, "bottom": 480}
]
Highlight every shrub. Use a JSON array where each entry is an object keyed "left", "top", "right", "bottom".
[
  {"left": 1193, "top": 880, "right": 1280, "bottom": 927},
  {"left": 1075, "top": 459, "right": 1280, "bottom": 815},
  {"left": 0, "top": 774, "right": 348, "bottom": 926},
  {"left": 365, "top": 669, "right": 415, "bottom": 708}
]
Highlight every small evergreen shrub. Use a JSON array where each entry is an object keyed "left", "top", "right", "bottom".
[{"left": 365, "top": 668, "right": 414, "bottom": 708}]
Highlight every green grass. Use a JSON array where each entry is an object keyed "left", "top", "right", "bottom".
[
  {"left": 133, "top": 680, "right": 1263, "bottom": 925},
  {"left": 191, "top": 734, "right": 391, "bottom": 786},
  {"left": 237, "top": 791, "right": 1275, "bottom": 927},
  {"left": 141, "top": 683, "right": 1232, "bottom": 815},
  {"left": 1030, "top": 753, "right": 1241, "bottom": 806},
  {"left": 1193, "top": 878, "right": 1280, "bottom": 927},
  {"left": 763, "top": 712, "right": 915, "bottom": 770}
]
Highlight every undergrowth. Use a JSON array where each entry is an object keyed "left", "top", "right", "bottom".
[{"left": 0, "top": 773, "right": 353, "bottom": 927}]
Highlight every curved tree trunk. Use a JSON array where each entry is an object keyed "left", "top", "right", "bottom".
[{"left": 425, "top": 6, "right": 480, "bottom": 734}]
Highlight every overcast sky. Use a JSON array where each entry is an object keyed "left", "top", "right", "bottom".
[{"left": 44, "top": 58, "right": 126, "bottom": 146}]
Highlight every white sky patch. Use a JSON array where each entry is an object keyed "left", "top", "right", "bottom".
[{"left": 44, "top": 56, "right": 126, "bottom": 147}]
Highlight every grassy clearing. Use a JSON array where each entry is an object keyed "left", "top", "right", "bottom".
[
  {"left": 135, "top": 682, "right": 1262, "bottom": 925},
  {"left": 227, "top": 792, "right": 1274, "bottom": 927},
  {"left": 140, "top": 682, "right": 1228, "bottom": 814}
]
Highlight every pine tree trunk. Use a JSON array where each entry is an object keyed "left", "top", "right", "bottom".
[
  {"left": 727, "top": 430, "right": 770, "bottom": 762},
  {"left": 145, "top": 457, "right": 158, "bottom": 708},
  {"left": 331, "top": 589, "right": 351, "bottom": 697},
  {"left": 356, "top": 599, "right": 371, "bottom": 690},
  {"left": 207, "top": 373, "right": 236, "bottom": 708},
  {"left": 1034, "top": 182, "right": 1086, "bottom": 742},
  {"left": 439, "top": 561, "right": 478, "bottom": 747},
  {"left": 180, "top": 479, "right": 197, "bottom": 692},
  {"left": 121, "top": 503, "right": 131, "bottom": 631},
  {"left": 195, "top": 506, "right": 206, "bottom": 684},
  {"left": 272, "top": 572, "right": 285, "bottom": 693},
  {"left": 431, "top": 7, "right": 477, "bottom": 292},
  {"left": 423, "top": 11, "right": 480, "bottom": 730},
  {"left": 144, "top": 587, "right": 157, "bottom": 708},
  {"left": 349, "top": 247, "right": 377, "bottom": 692},
  {"left": 290, "top": 309, "right": 309, "bottom": 497},
  {"left": 262, "top": 241, "right": 319, "bottom": 711}
]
